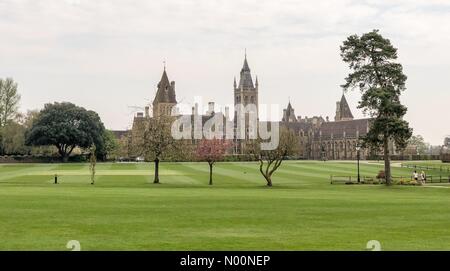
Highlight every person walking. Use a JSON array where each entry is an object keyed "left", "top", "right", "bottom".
[
  {"left": 420, "top": 171, "right": 427, "bottom": 185},
  {"left": 413, "top": 170, "right": 419, "bottom": 183}
]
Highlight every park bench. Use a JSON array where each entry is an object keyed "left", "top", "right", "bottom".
[{"left": 330, "top": 176, "right": 358, "bottom": 185}]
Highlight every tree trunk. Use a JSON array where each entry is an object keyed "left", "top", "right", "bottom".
[
  {"left": 209, "top": 163, "right": 213, "bottom": 185},
  {"left": 57, "top": 145, "right": 71, "bottom": 163},
  {"left": 266, "top": 176, "right": 273, "bottom": 187},
  {"left": 384, "top": 138, "right": 392, "bottom": 185},
  {"left": 154, "top": 158, "right": 160, "bottom": 184},
  {"left": 263, "top": 171, "right": 273, "bottom": 187},
  {"left": 62, "top": 154, "right": 69, "bottom": 163}
]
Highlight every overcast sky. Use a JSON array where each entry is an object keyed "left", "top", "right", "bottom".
[{"left": 1, "top": 0, "right": 449, "bottom": 145}]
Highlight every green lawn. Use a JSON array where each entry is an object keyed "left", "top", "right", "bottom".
[{"left": 1, "top": 161, "right": 450, "bottom": 251}]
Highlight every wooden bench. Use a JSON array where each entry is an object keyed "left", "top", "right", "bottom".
[{"left": 330, "top": 176, "right": 358, "bottom": 185}]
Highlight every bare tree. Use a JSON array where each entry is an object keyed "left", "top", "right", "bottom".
[
  {"left": 89, "top": 145, "right": 97, "bottom": 185},
  {"left": 249, "top": 128, "right": 299, "bottom": 187},
  {"left": 142, "top": 116, "right": 181, "bottom": 184},
  {"left": 0, "top": 78, "right": 21, "bottom": 127}
]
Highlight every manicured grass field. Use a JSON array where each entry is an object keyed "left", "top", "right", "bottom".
[{"left": 1, "top": 161, "right": 450, "bottom": 251}]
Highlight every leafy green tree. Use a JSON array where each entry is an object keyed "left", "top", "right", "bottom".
[
  {"left": 0, "top": 122, "right": 29, "bottom": 155},
  {"left": 407, "top": 135, "right": 430, "bottom": 155},
  {"left": 340, "top": 30, "right": 412, "bottom": 185},
  {"left": 25, "top": 102, "right": 105, "bottom": 162},
  {"left": 0, "top": 78, "right": 21, "bottom": 127},
  {"left": 21, "top": 110, "right": 58, "bottom": 157},
  {"left": 97, "top": 130, "right": 119, "bottom": 161}
]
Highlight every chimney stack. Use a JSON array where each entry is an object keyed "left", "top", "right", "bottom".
[{"left": 208, "top": 102, "right": 215, "bottom": 115}]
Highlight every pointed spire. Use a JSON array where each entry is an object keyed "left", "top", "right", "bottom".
[
  {"left": 241, "top": 49, "right": 251, "bottom": 72},
  {"left": 287, "top": 99, "right": 293, "bottom": 111},
  {"left": 338, "top": 94, "right": 354, "bottom": 120},
  {"left": 160, "top": 69, "right": 169, "bottom": 86},
  {"left": 255, "top": 75, "right": 258, "bottom": 87},
  {"left": 238, "top": 50, "right": 254, "bottom": 89},
  {"left": 242, "top": 58, "right": 250, "bottom": 72},
  {"left": 234, "top": 77, "right": 237, "bottom": 89},
  {"left": 153, "top": 67, "right": 176, "bottom": 105}
]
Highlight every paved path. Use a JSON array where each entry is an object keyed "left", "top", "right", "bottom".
[{"left": 423, "top": 185, "right": 450, "bottom": 189}]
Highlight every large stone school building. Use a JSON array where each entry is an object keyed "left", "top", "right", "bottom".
[{"left": 116, "top": 55, "right": 383, "bottom": 160}]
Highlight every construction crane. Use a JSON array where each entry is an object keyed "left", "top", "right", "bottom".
[{"left": 127, "top": 98, "right": 153, "bottom": 115}]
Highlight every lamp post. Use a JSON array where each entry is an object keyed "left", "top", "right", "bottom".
[
  {"left": 356, "top": 144, "right": 361, "bottom": 183},
  {"left": 321, "top": 145, "right": 326, "bottom": 162}
]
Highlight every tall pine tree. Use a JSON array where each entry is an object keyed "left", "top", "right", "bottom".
[{"left": 340, "top": 30, "right": 412, "bottom": 185}]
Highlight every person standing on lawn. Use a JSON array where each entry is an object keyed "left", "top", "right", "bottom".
[
  {"left": 413, "top": 171, "right": 419, "bottom": 182},
  {"left": 420, "top": 171, "right": 427, "bottom": 184}
]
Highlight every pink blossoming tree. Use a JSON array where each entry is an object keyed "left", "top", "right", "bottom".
[{"left": 196, "top": 139, "right": 232, "bottom": 185}]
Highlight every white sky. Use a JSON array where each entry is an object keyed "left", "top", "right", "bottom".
[{"left": 1, "top": 0, "right": 449, "bottom": 145}]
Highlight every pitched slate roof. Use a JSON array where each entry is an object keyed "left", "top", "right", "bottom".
[
  {"left": 281, "top": 121, "right": 313, "bottom": 133},
  {"left": 339, "top": 94, "right": 354, "bottom": 119},
  {"left": 153, "top": 69, "right": 177, "bottom": 104},
  {"left": 315, "top": 118, "right": 370, "bottom": 140}
]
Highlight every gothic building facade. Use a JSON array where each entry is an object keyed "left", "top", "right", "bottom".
[
  {"left": 123, "top": 54, "right": 375, "bottom": 160},
  {"left": 280, "top": 96, "right": 370, "bottom": 160}
]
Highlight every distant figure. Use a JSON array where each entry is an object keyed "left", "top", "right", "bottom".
[
  {"left": 420, "top": 171, "right": 427, "bottom": 184},
  {"left": 413, "top": 171, "right": 418, "bottom": 182}
]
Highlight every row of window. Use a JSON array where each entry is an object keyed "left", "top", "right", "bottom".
[{"left": 316, "top": 141, "right": 360, "bottom": 152}]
